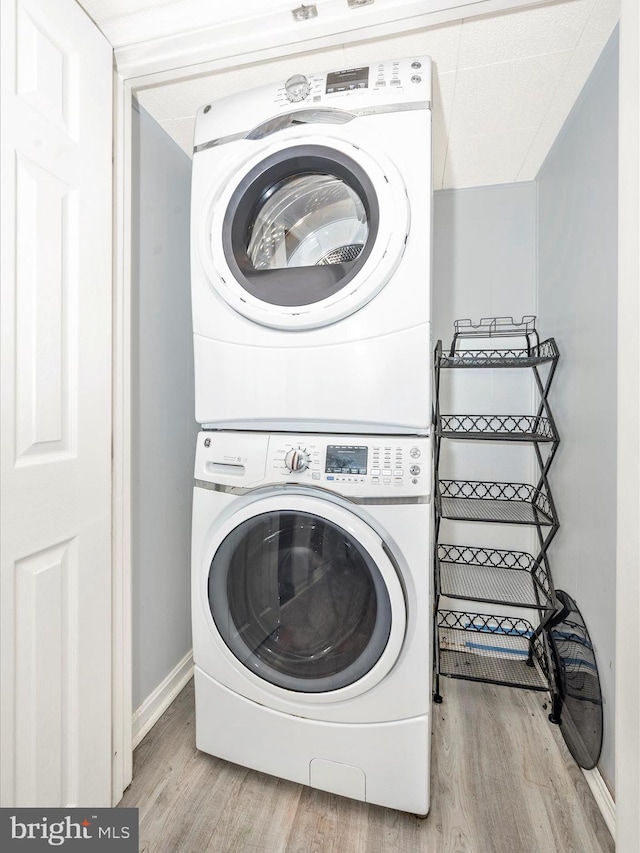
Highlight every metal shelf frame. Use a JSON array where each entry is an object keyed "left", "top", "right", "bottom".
[
  {"left": 436, "top": 609, "right": 551, "bottom": 691},
  {"left": 433, "top": 316, "right": 561, "bottom": 716},
  {"left": 436, "top": 544, "right": 554, "bottom": 611}
]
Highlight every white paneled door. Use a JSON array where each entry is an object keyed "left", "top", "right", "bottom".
[{"left": 0, "top": 0, "right": 113, "bottom": 806}]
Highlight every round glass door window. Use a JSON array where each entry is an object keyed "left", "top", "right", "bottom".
[
  {"left": 247, "top": 173, "right": 368, "bottom": 269},
  {"left": 221, "top": 145, "right": 379, "bottom": 308},
  {"left": 208, "top": 510, "right": 392, "bottom": 693}
]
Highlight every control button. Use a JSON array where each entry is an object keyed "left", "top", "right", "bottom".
[
  {"left": 371, "top": 468, "right": 380, "bottom": 476},
  {"left": 284, "top": 74, "right": 310, "bottom": 102},
  {"left": 411, "top": 75, "right": 422, "bottom": 84},
  {"left": 410, "top": 447, "right": 421, "bottom": 459},
  {"left": 372, "top": 477, "right": 380, "bottom": 484},
  {"left": 312, "top": 472, "right": 321, "bottom": 480},
  {"left": 394, "top": 470, "right": 404, "bottom": 477},
  {"left": 411, "top": 61, "right": 422, "bottom": 69},
  {"left": 327, "top": 475, "right": 335, "bottom": 481},
  {"left": 383, "top": 478, "right": 392, "bottom": 484},
  {"left": 410, "top": 465, "right": 421, "bottom": 476},
  {"left": 395, "top": 477, "right": 403, "bottom": 483},
  {"left": 383, "top": 469, "right": 392, "bottom": 476},
  {"left": 285, "top": 447, "right": 309, "bottom": 472}
]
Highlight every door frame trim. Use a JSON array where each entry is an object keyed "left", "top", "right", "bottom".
[
  {"left": 112, "top": 70, "right": 135, "bottom": 804},
  {"left": 615, "top": 0, "right": 640, "bottom": 847},
  {"left": 108, "top": 0, "right": 549, "bottom": 82}
]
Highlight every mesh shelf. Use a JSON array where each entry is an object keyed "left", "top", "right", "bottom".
[
  {"left": 438, "top": 414, "right": 557, "bottom": 443},
  {"left": 437, "top": 610, "right": 549, "bottom": 691},
  {"left": 438, "top": 480, "right": 557, "bottom": 526},
  {"left": 439, "top": 338, "right": 558, "bottom": 369},
  {"left": 437, "top": 544, "right": 553, "bottom": 609}
]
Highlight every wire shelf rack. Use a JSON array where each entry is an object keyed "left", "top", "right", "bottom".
[
  {"left": 438, "top": 479, "right": 557, "bottom": 526},
  {"left": 437, "top": 544, "right": 554, "bottom": 610},
  {"left": 433, "top": 316, "right": 561, "bottom": 708},
  {"left": 437, "top": 610, "right": 549, "bottom": 691},
  {"left": 437, "top": 413, "right": 557, "bottom": 443},
  {"left": 453, "top": 315, "right": 538, "bottom": 340},
  {"left": 438, "top": 338, "right": 559, "bottom": 369}
]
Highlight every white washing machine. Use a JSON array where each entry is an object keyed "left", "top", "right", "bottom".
[
  {"left": 190, "top": 57, "right": 433, "bottom": 434},
  {"left": 192, "top": 429, "right": 432, "bottom": 814}
]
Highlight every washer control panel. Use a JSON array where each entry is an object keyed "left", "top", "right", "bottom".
[{"left": 195, "top": 432, "right": 431, "bottom": 498}]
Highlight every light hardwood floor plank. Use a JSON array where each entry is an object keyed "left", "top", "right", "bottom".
[{"left": 120, "top": 678, "right": 614, "bottom": 853}]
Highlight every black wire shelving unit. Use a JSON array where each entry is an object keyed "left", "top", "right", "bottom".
[{"left": 433, "top": 316, "right": 561, "bottom": 717}]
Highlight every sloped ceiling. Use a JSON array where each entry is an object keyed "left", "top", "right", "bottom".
[{"left": 80, "top": 0, "right": 620, "bottom": 189}]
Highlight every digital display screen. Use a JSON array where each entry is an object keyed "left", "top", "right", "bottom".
[
  {"left": 326, "top": 67, "right": 369, "bottom": 94},
  {"left": 326, "top": 445, "right": 368, "bottom": 475}
]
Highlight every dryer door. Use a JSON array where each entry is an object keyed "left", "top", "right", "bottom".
[
  {"left": 204, "top": 493, "right": 406, "bottom": 698},
  {"left": 197, "top": 135, "right": 409, "bottom": 330}
]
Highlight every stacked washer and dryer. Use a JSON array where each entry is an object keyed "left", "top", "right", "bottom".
[{"left": 189, "top": 57, "right": 434, "bottom": 816}]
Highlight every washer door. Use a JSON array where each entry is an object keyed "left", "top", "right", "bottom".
[
  {"left": 205, "top": 494, "right": 406, "bottom": 698},
  {"left": 197, "top": 135, "right": 409, "bottom": 330}
]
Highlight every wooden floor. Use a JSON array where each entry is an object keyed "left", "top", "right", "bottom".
[{"left": 120, "top": 678, "right": 614, "bottom": 853}]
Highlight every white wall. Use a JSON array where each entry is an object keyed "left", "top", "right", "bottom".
[
  {"left": 433, "top": 183, "right": 539, "bottom": 557},
  {"left": 131, "top": 103, "right": 197, "bottom": 712},
  {"left": 537, "top": 27, "right": 619, "bottom": 793},
  {"left": 433, "top": 183, "right": 538, "bottom": 345}
]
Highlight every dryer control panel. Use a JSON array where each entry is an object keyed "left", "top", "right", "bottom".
[
  {"left": 275, "top": 57, "right": 432, "bottom": 109},
  {"left": 195, "top": 431, "right": 431, "bottom": 499},
  {"left": 193, "top": 56, "right": 432, "bottom": 148}
]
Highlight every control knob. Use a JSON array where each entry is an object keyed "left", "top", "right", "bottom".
[
  {"left": 284, "top": 447, "right": 310, "bottom": 473},
  {"left": 284, "top": 74, "right": 310, "bottom": 103}
]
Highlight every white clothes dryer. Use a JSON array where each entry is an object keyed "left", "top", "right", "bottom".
[
  {"left": 191, "top": 429, "right": 432, "bottom": 815},
  {"left": 190, "top": 57, "right": 433, "bottom": 434}
]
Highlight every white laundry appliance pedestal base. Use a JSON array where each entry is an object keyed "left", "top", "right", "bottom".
[{"left": 194, "top": 667, "right": 431, "bottom": 816}]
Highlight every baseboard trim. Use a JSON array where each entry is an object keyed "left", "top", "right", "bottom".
[
  {"left": 582, "top": 766, "right": 616, "bottom": 840},
  {"left": 132, "top": 651, "right": 194, "bottom": 749}
]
